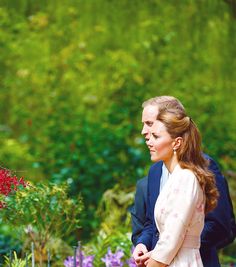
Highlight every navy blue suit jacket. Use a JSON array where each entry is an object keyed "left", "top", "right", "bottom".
[
  {"left": 130, "top": 177, "right": 148, "bottom": 245},
  {"left": 136, "top": 156, "right": 236, "bottom": 267}
]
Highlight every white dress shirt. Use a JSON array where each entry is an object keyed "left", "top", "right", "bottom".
[{"left": 160, "top": 163, "right": 170, "bottom": 191}]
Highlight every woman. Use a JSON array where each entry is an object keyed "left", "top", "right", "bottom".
[{"left": 144, "top": 101, "right": 219, "bottom": 267}]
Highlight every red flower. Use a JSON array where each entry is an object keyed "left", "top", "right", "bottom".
[{"left": 0, "top": 168, "right": 29, "bottom": 208}]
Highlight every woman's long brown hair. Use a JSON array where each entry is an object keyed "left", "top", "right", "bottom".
[{"left": 157, "top": 104, "right": 219, "bottom": 213}]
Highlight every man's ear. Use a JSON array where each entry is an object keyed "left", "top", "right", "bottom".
[{"left": 173, "top": 137, "right": 183, "bottom": 151}]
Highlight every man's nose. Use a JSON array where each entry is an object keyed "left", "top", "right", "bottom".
[
  {"left": 141, "top": 125, "right": 149, "bottom": 136},
  {"left": 141, "top": 126, "right": 146, "bottom": 135}
]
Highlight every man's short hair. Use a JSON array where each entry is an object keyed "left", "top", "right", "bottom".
[{"left": 142, "top": 96, "right": 185, "bottom": 114}]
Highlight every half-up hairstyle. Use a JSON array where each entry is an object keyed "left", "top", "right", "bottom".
[{"left": 156, "top": 98, "right": 219, "bottom": 214}]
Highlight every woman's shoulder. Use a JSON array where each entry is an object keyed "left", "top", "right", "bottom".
[
  {"left": 176, "top": 165, "right": 197, "bottom": 184},
  {"left": 174, "top": 166, "right": 201, "bottom": 196},
  {"left": 175, "top": 164, "right": 195, "bottom": 175}
]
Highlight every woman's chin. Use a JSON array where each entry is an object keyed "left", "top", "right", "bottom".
[{"left": 150, "top": 154, "right": 159, "bottom": 162}]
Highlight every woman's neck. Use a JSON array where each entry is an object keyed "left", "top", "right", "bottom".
[{"left": 164, "top": 156, "right": 179, "bottom": 174}]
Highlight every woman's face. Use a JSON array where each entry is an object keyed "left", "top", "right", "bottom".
[{"left": 147, "top": 120, "right": 175, "bottom": 163}]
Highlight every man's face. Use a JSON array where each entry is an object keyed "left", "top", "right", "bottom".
[{"left": 141, "top": 105, "right": 158, "bottom": 145}]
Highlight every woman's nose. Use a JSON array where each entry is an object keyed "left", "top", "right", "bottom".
[{"left": 146, "top": 138, "right": 152, "bottom": 146}]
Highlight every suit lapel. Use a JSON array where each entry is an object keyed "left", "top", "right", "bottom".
[{"left": 149, "top": 162, "right": 163, "bottom": 212}]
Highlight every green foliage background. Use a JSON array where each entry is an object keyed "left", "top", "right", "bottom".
[{"left": 0, "top": 0, "right": 235, "bottom": 255}]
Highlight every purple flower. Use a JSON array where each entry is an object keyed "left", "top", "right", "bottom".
[
  {"left": 64, "top": 251, "right": 94, "bottom": 267},
  {"left": 126, "top": 257, "right": 136, "bottom": 267},
  {"left": 101, "top": 247, "right": 124, "bottom": 267},
  {"left": 126, "top": 246, "right": 136, "bottom": 267},
  {"left": 64, "top": 256, "right": 74, "bottom": 267},
  {"left": 82, "top": 255, "right": 94, "bottom": 267}
]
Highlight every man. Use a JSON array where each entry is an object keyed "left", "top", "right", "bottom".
[
  {"left": 130, "top": 176, "right": 148, "bottom": 245},
  {"left": 132, "top": 96, "right": 236, "bottom": 267}
]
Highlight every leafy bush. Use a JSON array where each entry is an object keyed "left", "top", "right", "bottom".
[{"left": 0, "top": 182, "right": 83, "bottom": 266}]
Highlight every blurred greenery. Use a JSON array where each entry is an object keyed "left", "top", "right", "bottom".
[
  {"left": 85, "top": 184, "right": 134, "bottom": 267},
  {"left": 0, "top": 225, "right": 22, "bottom": 265},
  {"left": 0, "top": 0, "right": 235, "bottom": 264}
]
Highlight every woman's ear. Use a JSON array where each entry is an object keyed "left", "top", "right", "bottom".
[{"left": 173, "top": 137, "right": 183, "bottom": 151}]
